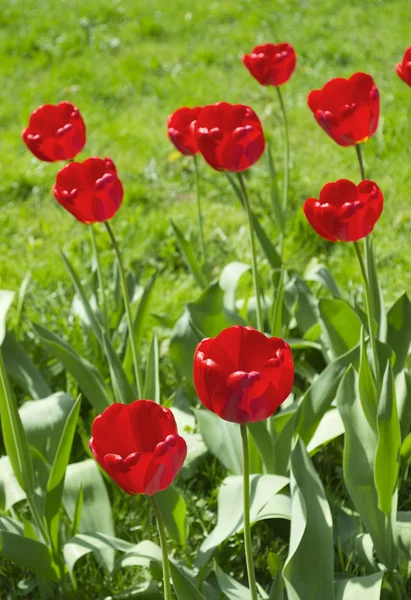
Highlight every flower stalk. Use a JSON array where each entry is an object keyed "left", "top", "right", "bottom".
[{"left": 151, "top": 494, "right": 173, "bottom": 600}]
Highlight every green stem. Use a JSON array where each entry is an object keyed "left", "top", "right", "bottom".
[
  {"left": 354, "top": 241, "right": 381, "bottom": 393},
  {"left": 276, "top": 87, "right": 289, "bottom": 257},
  {"left": 355, "top": 143, "right": 366, "bottom": 180},
  {"left": 90, "top": 225, "right": 109, "bottom": 331},
  {"left": 237, "top": 173, "right": 263, "bottom": 332},
  {"left": 193, "top": 154, "right": 206, "bottom": 267},
  {"left": 151, "top": 495, "right": 173, "bottom": 600},
  {"left": 240, "top": 424, "right": 259, "bottom": 600},
  {"left": 388, "top": 570, "right": 403, "bottom": 600},
  {"left": 105, "top": 222, "right": 142, "bottom": 397}
]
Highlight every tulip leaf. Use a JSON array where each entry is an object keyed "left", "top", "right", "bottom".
[
  {"left": 144, "top": 331, "right": 160, "bottom": 403},
  {"left": 219, "top": 261, "right": 250, "bottom": 312},
  {"left": 123, "top": 272, "right": 157, "bottom": 379},
  {"left": 169, "top": 562, "right": 207, "bottom": 600},
  {"left": 284, "top": 275, "right": 318, "bottom": 335},
  {"left": 33, "top": 323, "right": 112, "bottom": 413},
  {"left": 358, "top": 327, "right": 378, "bottom": 432},
  {"left": 304, "top": 262, "right": 342, "bottom": 298},
  {"left": 271, "top": 266, "right": 285, "bottom": 337},
  {"left": 2, "top": 331, "right": 51, "bottom": 399},
  {"left": 169, "top": 309, "right": 200, "bottom": 382},
  {"left": 336, "top": 366, "right": 398, "bottom": 569},
  {"left": 319, "top": 298, "right": 362, "bottom": 358},
  {"left": 248, "top": 421, "right": 276, "bottom": 474},
  {"left": 64, "top": 532, "right": 135, "bottom": 576},
  {"left": 283, "top": 439, "right": 334, "bottom": 600},
  {"left": 267, "top": 143, "right": 284, "bottom": 232},
  {"left": 396, "top": 369, "right": 411, "bottom": 440},
  {"left": 374, "top": 362, "right": 401, "bottom": 515},
  {"left": 215, "top": 564, "right": 252, "bottom": 600},
  {"left": 63, "top": 459, "right": 115, "bottom": 573},
  {"left": 156, "top": 485, "right": 187, "bottom": 546},
  {"left": 0, "top": 455, "right": 25, "bottom": 512},
  {"left": 387, "top": 293, "right": 411, "bottom": 374},
  {"left": 0, "top": 290, "right": 14, "bottom": 345},
  {"left": 364, "top": 236, "right": 387, "bottom": 341},
  {"left": 195, "top": 409, "right": 242, "bottom": 474},
  {"left": 44, "top": 395, "right": 81, "bottom": 552},
  {"left": 334, "top": 572, "right": 384, "bottom": 599},
  {"left": 306, "top": 409, "right": 344, "bottom": 455},
  {"left": 170, "top": 220, "right": 208, "bottom": 289},
  {"left": 0, "top": 530, "right": 64, "bottom": 581},
  {"left": 187, "top": 281, "right": 244, "bottom": 338},
  {"left": 197, "top": 474, "right": 288, "bottom": 566}
]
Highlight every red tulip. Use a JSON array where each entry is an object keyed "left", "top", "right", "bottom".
[
  {"left": 396, "top": 46, "right": 411, "bottom": 87},
  {"left": 22, "top": 101, "right": 86, "bottom": 162},
  {"left": 303, "top": 179, "right": 383, "bottom": 242},
  {"left": 193, "top": 103, "right": 265, "bottom": 172},
  {"left": 194, "top": 326, "right": 294, "bottom": 424},
  {"left": 89, "top": 400, "right": 187, "bottom": 496},
  {"left": 307, "top": 73, "right": 379, "bottom": 146},
  {"left": 243, "top": 43, "right": 296, "bottom": 86},
  {"left": 53, "top": 157, "right": 123, "bottom": 224},
  {"left": 167, "top": 106, "right": 201, "bottom": 155}
]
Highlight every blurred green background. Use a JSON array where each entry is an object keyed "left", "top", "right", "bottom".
[{"left": 1, "top": 0, "right": 410, "bottom": 329}]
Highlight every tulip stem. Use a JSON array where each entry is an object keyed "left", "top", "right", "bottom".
[
  {"left": 193, "top": 154, "right": 207, "bottom": 267},
  {"left": 151, "top": 494, "right": 173, "bottom": 600},
  {"left": 355, "top": 143, "right": 366, "bottom": 180},
  {"left": 90, "top": 225, "right": 109, "bottom": 331},
  {"left": 276, "top": 86, "right": 289, "bottom": 256},
  {"left": 237, "top": 173, "right": 263, "bottom": 332},
  {"left": 354, "top": 241, "right": 381, "bottom": 393},
  {"left": 104, "top": 222, "right": 142, "bottom": 398},
  {"left": 240, "top": 424, "right": 259, "bottom": 600}
]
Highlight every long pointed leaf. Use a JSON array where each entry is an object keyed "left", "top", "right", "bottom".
[
  {"left": 143, "top": 331, "right": 160, "bottom": 403},
  {"left": 171, "top": 220, "right": 207, "bottom": 289}
]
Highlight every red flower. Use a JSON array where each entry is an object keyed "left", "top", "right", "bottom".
[
  {"left": 307, "top": 73, "right": 379, "bottom": 146},
  {"left": 167, "top": 106, "right": 201, "bottom": 155},
  {"left": 193, "top": 103, "right": 265, "bottom": 172},
  {"left": 194, "top": 326, "right": 294, "bottom": 424},
  {"left": 22, "top": 101, "right": 86, "bottom": 162},
  {"left": 89, "top": 400, "right": 187, "bottom": 496},
  {"left": 396, "top": 46, "right": 411, "bottom": 87},
  {"left": 53, "top": 157, "right": 123, "bottom": 224},
  {"left": 243, "top": 43, "right": 296, "bottom": 86},
  {"left": 303, "top": 179, "right": 383, "bottom": 242}
]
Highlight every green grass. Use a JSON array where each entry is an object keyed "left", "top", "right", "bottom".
[{"left": 2, "top": 0, "right": 411, "bottom": 597}]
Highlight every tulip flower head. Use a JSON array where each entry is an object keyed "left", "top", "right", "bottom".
[
  {"left": 194, "top": 102, "right": 265, "bottom": 172},
  {"left": 194, "top": 325, "right": 294, "bottom": 424},
  {"left": 53, "top": 157, "right": 123, "bottom": 224},
  {"left": 167, "top": 106, "right": 201, "bottom": 155},
  {"left": 89, "top": 400, "right": 187, "bottom": 496},
  {"left": 243, "top": 43, "right": 297, "bottom": 86},
  {"left": 307, "top": 73, "right": 379, "bottom": 146},
  {"left": 303, "top": 179, "right": 383, "bottom": 242},
  {"left": 396, "top": 46, "right": 411, "bottom": 87},
  {"left": 22, "top": 101, "right": 86, "bottom": 162}
]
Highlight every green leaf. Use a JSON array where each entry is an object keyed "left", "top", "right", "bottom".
[
  {"left": 64, "top": 532, "right": 135, "bottom": 576},
  {"left": 304, "top": 263, "right": 342, "bottom": 298},
  {"left": 374, "top": 362, "right": 401, "bottom": 515},
  {"left": 396, "top": 370, "right": 411, "bottom": 440},
  {"left": 144, "top": 331, "right": 160, "bottom": 403},
  {"left": 169, "top": 562, "right": 207, "bottom": 600},
  {"left": 248, "top": 421, "right": 275, "bottom": 474},
  {"left": 387, "top": 293, "right": 411, "bottom": 374},
  {"left": 169, "top": 310, "right": 199, "bottom": 382},
  {"left": 215, "top": 564, "right": 250, "bottom": 600},
  {"left": 171, "top": 406, "right": 207, "bottom": 480},
  {"left": 269, "top": 571, "right": 284, "bottom": 600},
  {"left": 170, "top": 220, "right": 208, "bottom": 289},
  {"left": 319, "top": 298, "right": 362, "bottom": 358},
  {"left": 220, "top": 262, "right": 250, "bottom": 312},
  {"left": 156, "top": 486, "right": 187, "bottom": 546},
  {"left": 267, "top": 143, "right": 284, "bottom": 232},
  {"left": 334, "top": 572, "right": 384, "bottom": 599},
  {"left": 251, "top": 212, "right": 282, "bottom": 269},
  {"left": 14, "top": 271, "right": 31, "bottom": 339},
  {"left": 283, "top": 439, "right": 334, "bottom": 600},
  {"left": 33, "top": 323, "right": 112, "bottom": 413},
  {"left": 284, "top": 275, "right": 318, "bottom": 335},
  {"left": 70, "top": 484, "right": 83, "bottom": 538},
  {"left": 271, "top": 267, "right": 285, "bottom": 337},
  {"left": 197, "top": 474, "right": 288, "bottom": 566},
  {"left": 0, "top": 349, "right": 35, "bottom": 495},
  {"left": 187, "top": 282, "right": 244, "bottom": 338},
  {"left": 0, "top": 455, "right": 25, "bottom": 511},
  {"left": 60, "top": 250, "right": 134, "bottom": 404},
  {"left": 45, "top": 396, "right": 82, "bottom": 551},
  {"left": 63, "top": 459, "right": 115, "bottom": 573},
  {"left": 364, "top": 236, "right": 387, "bottom": 341},
  {"left": 306, "top": 409, "right": 344, "bottom": 455},
  {"left": 0, "top": 290, "right": 14, "bottom": 345},
  {"left": 2, "top": 332, "right": 51, "bottom": 399},
  {"left": 123, "top": 273, "right": 157, "bottom": 379},
  {"left": 0, "top": 530, "right": 64, "bottom": 581},
  {"left": 195, "top": 409, "right": 242, "bottom": 474},
  {"left": 296, "top": 346, "right": 359, "bottom": 444},
  {"left": 358, "top": 328, "right": 378, "bottom": 431},
  {"left": 336, "top": 366, "right": 398, "bottom": 569}
]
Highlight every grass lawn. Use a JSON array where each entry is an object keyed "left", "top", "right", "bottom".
[{"left": 1, "top": 0, "right": 411, "bottom": 596}]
